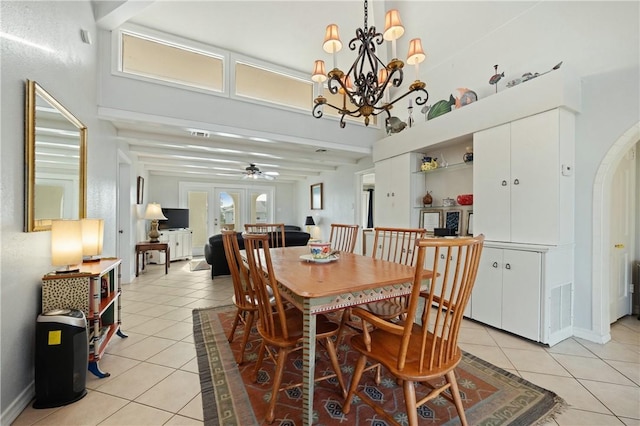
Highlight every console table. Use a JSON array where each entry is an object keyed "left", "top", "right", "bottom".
[{"left": 135, "top": 242, "right": 170, "bottom": 276}]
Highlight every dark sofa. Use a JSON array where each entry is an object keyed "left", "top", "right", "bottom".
[{"left": 204, "top": 226, "right": 310, "bottom": 278}]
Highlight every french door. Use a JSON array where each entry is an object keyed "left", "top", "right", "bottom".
[{"left": 179, "top": 182, "right": 274, "bottom": 256}]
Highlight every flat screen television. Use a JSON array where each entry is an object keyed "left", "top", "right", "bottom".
[{"left": 159, "top": 208, "right": 189, "bottom": 230}]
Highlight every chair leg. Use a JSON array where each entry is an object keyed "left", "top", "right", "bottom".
[
  {"left": 342, "top": 354, "right": 367, "bottom": 414},
  {"left": 237, "top": 311, "right": 254, "bottom": 365},
  {"left": 228, "top": 308, "right": 242, "bottom": 343},
  {"left": 336, "top": 308, "right": 351, "bottom": 345},
  {"left": 403, "top": 380, "right": 418, "bottom": 426},
  {"left": 324, "top": 337, "right": 347, "bottom": 398},
  {"left": 252, "top": 341, "right": 266, "bottom": 382},
  {"left": 266, "top": 347, "right": 289, "bottom": 424},
  {"left": 446, "top": 370, "right": 468, "bottom": 426}
]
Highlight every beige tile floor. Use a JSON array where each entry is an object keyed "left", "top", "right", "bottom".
[{"left": 13, "top": 260, "right": 640, "bottom": 425}]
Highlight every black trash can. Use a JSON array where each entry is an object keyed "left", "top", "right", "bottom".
[{"left": 33, "top": 309, "right": 88, "bottom": 409}]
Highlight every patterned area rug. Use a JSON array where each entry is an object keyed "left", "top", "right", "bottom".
[{"left": 193, "top": 306, "right": 566, "bottom": 426}]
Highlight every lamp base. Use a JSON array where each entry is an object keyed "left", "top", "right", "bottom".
[
  {"left": 82, "top": 256, "right": 101, "bottom": 263},
  {"left": 148, "top": 220, "right": 161, "bottom": 243},
  {"left": 55, "top": 268, "right": 80, "bottom": 274}
]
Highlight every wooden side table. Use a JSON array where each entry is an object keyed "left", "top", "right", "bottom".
[{"left": 135, "top": 242, "right": 170, "bottom": 276}]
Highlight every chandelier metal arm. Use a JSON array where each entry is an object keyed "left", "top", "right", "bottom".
[{"left": 312, "top": 0, "right": 429, "bottom": 128}]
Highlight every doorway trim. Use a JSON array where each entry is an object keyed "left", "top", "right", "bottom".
[{"left": 592, "top": 122, "right": 639, "bottom": 342}]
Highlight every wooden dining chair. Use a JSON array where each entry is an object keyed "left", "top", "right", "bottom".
[
  {"left": 329, "top": 223, "right": 359, "bottom": 253},
  {"left": 242, "top": 233, "right": 347, "bottom": 424},
  {"left": 351, "top": 227, "right": 427, "bottom": 322},
  {"left": 221, "top": 229, "right": 258, "bottom": 365},
  {"left": 343, "top": 235, "right": 485, "bottom": 426},
  {"left": 244, "top": 223, "right": 286, "bottom": 248}
]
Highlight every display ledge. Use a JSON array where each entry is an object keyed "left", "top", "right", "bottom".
[{"left": 374, "top": 66, "right": 581, "bottom": 163}]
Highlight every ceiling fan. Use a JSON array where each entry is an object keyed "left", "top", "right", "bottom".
[{"left": 242, "top": 163, "right": 276, "bottom": 180}]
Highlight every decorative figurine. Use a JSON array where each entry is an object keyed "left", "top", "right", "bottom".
[
  {"left": 385, "top": 116, "right": 407, "bottom": 135},
  {"left": 454, "top": 88, "right": 478, "bottom": 109},
  {"left": 506, "top": 61, "right": 563, "bottom": 88},
  {"left": 489, "top": 64, "right": 504, "bottom": 93},
  {"left": 427, "top": 95, "right": 456, "bottom": 120},
  {"left": 421, "top": 156, "right": 438, "bottom": 171}
]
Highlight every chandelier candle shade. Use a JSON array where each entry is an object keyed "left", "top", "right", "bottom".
[
  {"left": 312, "top": 0, "right": 428, "bottom": 128},
  {"left": 145, "top": 203, "right": 167, "bottom": 243}
]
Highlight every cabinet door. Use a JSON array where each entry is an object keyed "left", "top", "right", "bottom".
[
  {"left": 470, "top": 247, "right": 503, "bottom": 328},
  {"left": 473, "top": 124, "right": 511, "bottom": 242},
  {"left": 501, "top": 249, "right": 541, "bottom": 341},
  {"left": 374, "top": 154, "right": 412, "bottom": 227},
  {"left": 510, "top": 111, "right": 559, "bottom": 244}
]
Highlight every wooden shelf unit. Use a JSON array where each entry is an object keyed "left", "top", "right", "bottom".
[{"left": 41, "top": 257, "right": 126, "bottom": 378}]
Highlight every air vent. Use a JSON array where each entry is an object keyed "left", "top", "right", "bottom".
[{"left": 190, "top": 130, "right": 210, "bottom": 138}]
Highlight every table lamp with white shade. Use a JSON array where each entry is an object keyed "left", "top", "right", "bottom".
[
  {"left": 51, "top": 219, "right": 83, "bottom": 273},
  {"left": 145, "top": 203, "right": 167, "bottom": 243},
  {"left": 81, "top": 218, "right": 104, "bottom": 262}
]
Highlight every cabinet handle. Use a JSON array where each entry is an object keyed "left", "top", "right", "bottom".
[
  {"left": 492, "top": 261, "right": 498, "bottom": 268},
  {"left": 440, "top": 254, "right": 445, "bottom": 259},
  {"left": 513, "top": 178, "right": 520, "bottom": 185},
  {"left": 387, "top": 192, "right": 390, "bottom": 197},
  {"left": 505, "top": 263, "right": 511, "bottom": 270},
  {"left": 501, "top": 180, "right": 507, "bottom": 186},
  {"left": 391, "top": 192, "right": 395, "bottom": 197}
]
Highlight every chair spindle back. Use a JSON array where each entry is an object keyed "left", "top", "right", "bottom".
[
  {"left": 244, "top": 223, "right": 286, "bottom": 248},
  {"left": 329, "top": 224, "right": 359, "bottom": 253}
]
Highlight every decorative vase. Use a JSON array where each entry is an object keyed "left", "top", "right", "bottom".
[
  {"left": 463, "top": 146, "right": 473, "bottom": 163},
  {"left": 457, "top": 194, "right": 473, "bottom": 205},
  {"left": 422, "top": 192, "right": 432, "bottom": 206}
]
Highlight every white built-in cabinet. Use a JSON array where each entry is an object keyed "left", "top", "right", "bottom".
[
  {"left": 473, "top": 109, "right": 575, "bottom": 245},
  {"left": 375, "top": 153, "right": 416, "bottom": 227},
  {"left": 161, "top": 229, "right": 193, "bottom": 261},
  {"left": 471, "top": 247, "right": 541, "bottom": 341},
  {"left": 374, "top": 106, "right": 576, "bottom": 346},
  {"left": 148, "top": 229, "right": 193, "bottom": 263}
]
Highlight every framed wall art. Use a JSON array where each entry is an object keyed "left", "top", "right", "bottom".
[
  {"left": 137, "top": 176, "right": 144, "bottom": 204},
  {"left": 310, "top": 183, "right": 323, "bottom": 210},
  {"left": 420, "top": 209, "right": 442, "bottom": 234},
  {"left": 466, "top": 211, "right": 474, "bottom": 235},
  {"left": 445, "top": 209, "right": 462, "bottom": 235}
]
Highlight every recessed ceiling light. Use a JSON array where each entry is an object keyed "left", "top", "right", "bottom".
[
  {"left": 249, "top": 137, "right": 274, "bottom": 143},
  {"left": 214, "top": 132, "right": 243, "bottom": 139}
]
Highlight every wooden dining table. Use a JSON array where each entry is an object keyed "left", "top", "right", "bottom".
[{"left": 242, "top": 245, "right": 433, "bottom": 426}]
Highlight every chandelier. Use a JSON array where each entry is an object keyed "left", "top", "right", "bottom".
[{"left": 311, "top": 0, "right": 428, "bottom": 128}]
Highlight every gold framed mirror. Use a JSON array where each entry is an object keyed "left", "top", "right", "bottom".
[{"left": 25, "top": 80, "right": 87, "bottom": 232}]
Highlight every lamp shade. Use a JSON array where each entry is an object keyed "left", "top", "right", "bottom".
[
  {"left": 383, "top": 9, "right": 405, "bottom": 41},
  {"left": 305, "top": 216, "right": 316, "bottom": 226},
  {"left": 311, "top": 60, "right": 327, "bottom": 83},
  {"left": 81, "top": 218, "right": 104, "bottom": 257},
  {"left": 322, "top": 24, "right": 342, "bottom": 54},
  {"left": 407, "top": 38, "right": 426, "bottom": 65},
  {"left": 51, "top": 220, "right": 83, "bottom": 267},
  {"left": 144, "top": 203, "right": 167, "bottom": 220}
]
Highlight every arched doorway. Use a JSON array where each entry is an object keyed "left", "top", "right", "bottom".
[{"left": 592, "top": 122, "right": 639, "bottom": 341}]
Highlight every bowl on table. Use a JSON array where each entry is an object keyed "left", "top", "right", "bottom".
[{"left": 309, "top": 242, "right": 332, "bottom": 259}]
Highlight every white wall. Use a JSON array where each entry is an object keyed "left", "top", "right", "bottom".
[
  {"left": 146, "top": 174, "right": 298, "bottom": 227},
  {"left": 0, "top": 1, "right": 119, "bottom": 421},
  {"left": 296, "top": 158, "right": 374, "bottom": 243}
]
